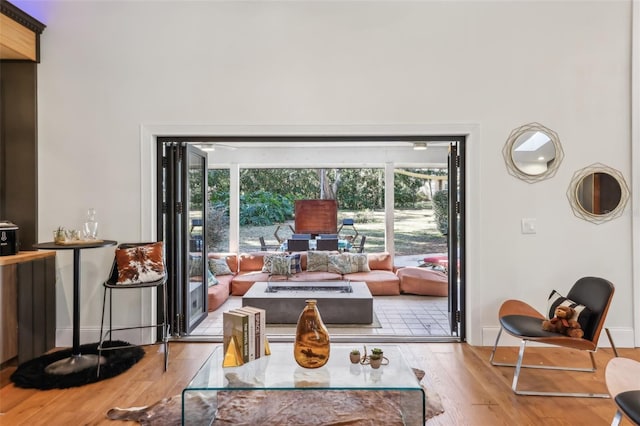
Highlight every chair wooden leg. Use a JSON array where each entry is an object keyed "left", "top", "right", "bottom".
[
  {"left": 488, "top": 327, "right": 503, "bottom": 365},
  {"left": 605, "top": 328, "right": 619, "bottom": 358}
]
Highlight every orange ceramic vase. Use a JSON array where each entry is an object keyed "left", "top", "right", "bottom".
[{"left": 294, "top": 300, "right": 330, "bottom": 368}]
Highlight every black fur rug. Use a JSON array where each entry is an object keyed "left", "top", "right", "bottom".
[{"left": 10, "top": 340, "right": 144, "bottom": 390}]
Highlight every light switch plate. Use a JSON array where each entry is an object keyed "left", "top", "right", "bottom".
[{"left": 521, "top": 218, "right": 537, "bottom": 234}]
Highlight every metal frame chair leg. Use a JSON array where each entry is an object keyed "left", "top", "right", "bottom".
[
  {"left": 611, "top": 410, "right": 623, "bottom": 426},
  {"left": 491, "top": 328, "right": 610, "bottom": 398}
]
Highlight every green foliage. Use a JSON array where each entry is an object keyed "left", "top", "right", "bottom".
[
  {"left": 337, "top": 169, "right": 384, "bottom": 209},
  {"left": 206, "top": 204, "right": 229, "bottom": 252},
  {"left": 394, "top": 169, "right": 426, "bottom": 207},
  {"left": 240, "top": 169, "right": 319, "bottom": 199},
  {"left": 433, "top": 190, "right": 449, "bottom": 235},
  {"left": 239, "top": 191, "right": 294, "bottom": 226},
  {"left": 207, "top": 167, "right": 447, "bottom": 227}
]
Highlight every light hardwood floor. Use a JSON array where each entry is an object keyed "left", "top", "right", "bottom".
[{"left": 1, "top": 343, "right": 638, "bottom": 425}]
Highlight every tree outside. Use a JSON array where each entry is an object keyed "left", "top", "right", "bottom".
[{"left": 199, "top": 167, "right": 447, "bottom": 256}]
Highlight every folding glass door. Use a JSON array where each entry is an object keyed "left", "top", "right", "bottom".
[
  {"left": 157, "top": 141, "right": 208, "bottom": 336},
  {"left": 447, "top": 141, "right": 465, "bottom": 339}
]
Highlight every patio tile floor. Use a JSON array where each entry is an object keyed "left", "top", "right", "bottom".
[{"left": 191, "top": 294, "right": 451, "bottom": 337}]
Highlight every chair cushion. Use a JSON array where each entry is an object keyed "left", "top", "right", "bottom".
[
  {"left": 115, "top": 242, "right": 165, "bottom": 284},
  {"left": 615, "top": 390, "right": 640, "bottom": 424},
  {"left": 547, "top": 290, "right": 593, "bottom": 331},
  {"left": 500, "top": 315, "right": 564, "bottom": 338}
]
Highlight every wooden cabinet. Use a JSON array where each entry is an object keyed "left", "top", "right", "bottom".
[
  {"left": 0, "top": 251, "right": 56, "bottom": 365},
  {"left": 0, "top": 264, "right": 18, "bottom": 363},
  {"left": 0, "top": 2, "right": 46, "bottom": 251}
]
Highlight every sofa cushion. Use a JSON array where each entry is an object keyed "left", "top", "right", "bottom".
[
  {"left": 367, "top": 252, "right": 393, "bottom": 271},
  {"left": 345, "top": 270, "right": 400, "bottom": 295},
  {"left": 231, "top": 272, "right": 287, "bottom": 296},
  {"left": 397, "top": 267, "right": 448, "bottom": 297},
  {"left": 207, "top": 276, "right": 231, "bottom": 311},
  {"left": 239, "top": 252, "right": 279, "bottom": 272}
]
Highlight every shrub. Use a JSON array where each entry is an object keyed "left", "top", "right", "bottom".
[
  {"left": 239, "top": 191, "right": 294, "bottom": 226},
  {"left": 206, "top": 204, "right": 229, "bottom": 252},
  {"left": 433, "top": 190, "right": 449, "bottom": 235}
]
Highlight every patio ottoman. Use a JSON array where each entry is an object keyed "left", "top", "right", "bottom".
[{"left": 397, "top": 267, "right": 448, "bottom": 297}]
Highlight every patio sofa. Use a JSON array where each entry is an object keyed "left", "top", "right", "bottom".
[{"left": 205, "top": 251, "right": 401, "bottom": 311}]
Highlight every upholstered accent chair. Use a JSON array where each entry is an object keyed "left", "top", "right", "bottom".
[{"left": 489, "top": 276, "right": 616, "bottom": 397}]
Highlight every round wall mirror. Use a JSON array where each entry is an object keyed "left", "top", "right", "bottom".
[
  {"left": 567, "top": 163, "right": 630, "bottom": 224},
  {"left": 502, "top": 122, "right": 564, "bottom": 183}
]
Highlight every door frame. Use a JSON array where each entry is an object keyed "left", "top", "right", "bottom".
[{"left": 140, "top": 123, "right": 480, "bottom": 343}]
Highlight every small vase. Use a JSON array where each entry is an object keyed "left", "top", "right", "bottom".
[
  {"left": 370, "top": 356, "right": 382, "bottom": 369},
  {"left": 350, "top": 352, "right": 361, "bottom": 364},
  {"left": 294, "top": 299, "right": 330, "bottom": 368}
]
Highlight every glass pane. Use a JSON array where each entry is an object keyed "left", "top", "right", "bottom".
[
  {"left": 393, "top": 167, "right": 447, "bottom": 266},
  {"left": 207, "top": 169, "right": 230, "bottom": 252}
]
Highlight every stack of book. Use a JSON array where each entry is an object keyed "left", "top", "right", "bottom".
[{"left": 222, "top": 306, "right": 268, "bottom": 367}]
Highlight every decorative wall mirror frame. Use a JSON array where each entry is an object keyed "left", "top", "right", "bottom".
[
  {"left": 566, "top": 163, "right": 630, "bottom": 224},
  {"left": 502, "top": 122, "right": 564, "bottom": 183}
]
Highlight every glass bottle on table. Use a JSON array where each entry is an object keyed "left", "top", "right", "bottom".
[
  {"left": 294, "top": 299, "right": 330, "bottom": 368},
  {"left": 83, "top": 208, "right": 99, "bottom": 240}
]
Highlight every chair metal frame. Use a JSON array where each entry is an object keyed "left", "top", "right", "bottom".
[
  {"left": 97, "top": 243, "right": 169, "bottom": 376},
  {"left": 338, "top": 219, "right": 359, "bottom": 241},
  {"left": 489, "top": 276, "right": 616, "bottom": 398},
  {"left": 353, "top": 235, "right": 366, "bottom": 253},
  {"left": 259, "top": 236, "right": 277, "bottom": 251}
]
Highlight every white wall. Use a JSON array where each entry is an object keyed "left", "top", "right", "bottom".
[{"left": 26, "top": 0, "right": 635, "bottom": 347}]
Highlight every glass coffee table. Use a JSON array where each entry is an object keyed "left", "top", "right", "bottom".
[{"left": 183, "top": 344, "right": 425, "bottom": 425}]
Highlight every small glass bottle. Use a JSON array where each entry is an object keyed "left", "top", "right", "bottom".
[
  {"left": 293, "top": 299, "right": 330, "bottom": 368},
  {"left": 83, "top": 208, "right": 98, "bottom": 240}
]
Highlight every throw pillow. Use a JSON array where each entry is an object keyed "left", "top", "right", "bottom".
[
  {"left": 189, "top": 254, "right": 204, "bottom": 277},
  {"left": 328, "top": 253, "right": 354, "bottom": 274},
  {"left": 262, "top": 253, "right": 285, "bottom": 273},
  {"left": 547, "top": 289, "right": 593, "bottom": 331},
  {"left": 307, "top": 251, "right": 329, "bottom": 272},
  {"left": 116, "top": 242, "right": 165, "bottom": 284},
  {"left": 209, "top": 258, "right": 233, "bottom": 275},
  {"left": 208, "top": 270, "right": 218, "bottom": 287},
  {"left": 288, "top": 253, "right": 302, "bottom": 274},
  {"left": 189, "top": 255, "right": 217, "bottom": 286},
  {"left": 350, "top": 253, "right": 370, "bottom": 272},
  {"left": 270, "top": 256, "right": 292, "bottom": 276}
]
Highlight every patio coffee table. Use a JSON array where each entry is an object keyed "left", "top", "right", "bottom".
[
  {"left": 242, "top": 281, "right": 373, "bottom": 324},
  {"left": 182, "top": 343, "right": 426, "bottom": 425}
]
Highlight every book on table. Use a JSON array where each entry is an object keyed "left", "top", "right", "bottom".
[
  {"left": 235, "top": 306, "right": 266, "bottom": 358},
  {"left": 223, "top": 310, "right": 248, "bottom": 364},
  {"left": 232, "top": 308, "right": 256, "bottom": 361}
]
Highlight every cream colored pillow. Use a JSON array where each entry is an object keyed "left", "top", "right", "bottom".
[{"left": 306, "top": 251, "right": 329, "bottom": 272}]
